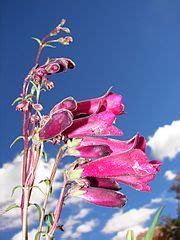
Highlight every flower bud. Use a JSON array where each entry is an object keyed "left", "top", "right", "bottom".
[
  {"left": 70, "top": 186, "right": 127, "bottom": 208},
  {"left": 45, "top": 80, "right": 54, "bottom": 91},
  {"left": 16, "top": 100, "right": 30, "bottom": 112},
  {"left": 32, "top": 103, "right": 43, "bottom": 111}
]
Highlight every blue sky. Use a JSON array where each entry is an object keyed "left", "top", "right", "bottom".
[{"left": 0, "top": 0, "right": 180, "bottom": 239}]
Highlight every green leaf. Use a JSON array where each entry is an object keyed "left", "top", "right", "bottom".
[
  {"left": 1, "top": 203, "right": 20, "bottom": 215},
  {"left": 126, "top": 230, "right": 135, "bottom": 240},
  {"left": 32, "top": 37, "right": 42, "bottom": 46},
  {"left": 30, "top": 81, "right": 38, "bottom": 93},
  {"left": 145, "top": 206, "right": 164, "bottom": 240},
  {"left": 11, "top": 185, "right": 23, "bottom": 197},
  {"left": 10, "top": 136, "right": 24, "bottom": 148},
  {"left": 34, "top": 231, "right": 43, "bottom": 240},
  {"left": 44, "top": 213, "right": 53, "bottom": 228},
  {"left": 69, "top": 169, "right": 83, "bottom": 181},
  {"left": 29, "top": 203, "right": 42, "bottom": 221},
  {"left": 11, "top": 97, "right": 22, "bottom": 106},
  {"left": 39, "top": 178, "right": 52, "bottom": 195},
  {"left": 61, "top": 27, "right": 71, "bottom": 33}
]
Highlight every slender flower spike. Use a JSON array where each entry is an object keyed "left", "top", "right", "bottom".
[
  {"left": 70, "top": 186, "right": 127, "bottom": 208},
  {"left": 72, "top": 90, "right": 124, "bottom": 117},
  {"left": 39, "top": 109, "right": 73, "bottom": 141}
]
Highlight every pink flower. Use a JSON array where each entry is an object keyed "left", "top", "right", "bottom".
[
  {"left": 72, "top": 133, "right": 146, "bottom": 156},
  {"left": 76, "top": 149, "right": 161, "bottom": 192},
  {"left": 70, "top": 186, "right": 127, "bottom": 208},
  {"left": 50, "top": 97, "right": 77, "bottom": 115},
  {"left": 72, "top": 90, "right": 124, "bottom": 117},
  {"left": 63, "top": 111, "right": 123, "bottom": 138},
  {"left": 85, "top": 177, "right": 120, "bottom": 190}
]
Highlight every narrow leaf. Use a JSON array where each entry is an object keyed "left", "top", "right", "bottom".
[
  {"left": 32, "top": 37, "right": 42, "bottom": 46},
  {"left": 11, "top": 185, "right": 23, "bottom": 197},
  {"left": 11, "top": 97, "right": 22, "bottom": 106},
  {"left": 126, "top": 230, "right": 135, "bottom": 240},
  {"left": 31, "top": 185, "right": 45, "bottom": 195},
  {"left": 29, "top": 203, "right": 42, "bottom": 221},
  {"left": 10, "top": 136, "right": 24, "bottom": 148},
  {"left": 30, "top": 81, "right": 38, "bottom": 93},
  {"left": 34, "top": 231, "right": 42, "bottom": 240},
  {"left": 42, "top": 151, "right": 48, "bottom": 162},
  {"left": 2, "top": 203, "right": 20, "bottom": 215},
  {"left": 145, "top": 206, "right": 164, "bottom": 240}
]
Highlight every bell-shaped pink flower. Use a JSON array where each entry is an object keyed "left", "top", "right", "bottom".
[
  {"left": 39, "top": 109, "right": 73, "bottom": 141},
  {"left": 70, "top": 186, "right": 127, "bottom": 208},
  {"left": 75, "top": 133, "right": 146, "bottom": 155},
  {"left": 72, "top": 90, "right": 124, "bottom": 117},
  {"left": 67, "top": 144, "right": 112, "bottom": 159},
  {"left": 63, "top": 111, "right": 123, "bottom": 138},
  {"left": 77, "top": 149, "right": 161, "bottom": 191}
]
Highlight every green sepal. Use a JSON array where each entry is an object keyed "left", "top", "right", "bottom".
[
  {"left": 70, "top": 189, "right": 85, "bottom": 197},
  {"left": 68, "top": 149, "right": 80, "bottom": 156},
  {"left": 44, "top": 213, "right": 53, "bottom": 228},
  {"left": 43, "top": 43, "right": 56, "bottom": 48},
  {"left": 30, "top": 81, "right": 38, "bottom": 93},
  {"left": 32, "top": 37, "right": 42, "bottom": 46},
  {"left": 11, "top": 97, "right": 22, "bottom": 106},
  {"left": 126, "top": 230, "right": 135, "bottom": 240},
  {"left": 10, "top": 136, "right": 24, "bottom": 148},
  {"left": 69, "top": 169, "right": 83, "bottom": 181},
  {"left": 29, "top": 203, "right": 42, "bottom": 221},
  {"left": 67, "top": 138, "right": 82, "bottom": 148},
  {"left": 11, "top": 185, "right": 23, "bottom": 197},
  {"left": 145, "top": 206, "right": 164, "bottom": 240}
]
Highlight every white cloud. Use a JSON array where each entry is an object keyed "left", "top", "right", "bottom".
[
  {"left": 61, "top": 208, "right": 95, "bottom": 239},
  {"left": 164, "top": 170, "right": 176, "bottom": 180},
  {"left": 11, "top": 228, "right": 37, "bottom": 240},
  {"left": 147, "top": 120, "right": 180, "bottom": 160},
  {"left": 150, "top": 198, "right": 163, "bottom": 204},
  {"left": 102, "top": 207, "right": 156, "bottom": 240},
  {"left": 0, "top": 155, "right": 64, "bottom": 230}
]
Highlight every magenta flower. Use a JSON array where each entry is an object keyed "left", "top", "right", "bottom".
[
  {"left": 63, "top": 111, "right": 122, "bottom": 138},
  {"left": 76, "top": 149, "right": 161, "bottom": 192},
  {"left": 39, "top": 109, "right": 73, "bottom": 141},
  {"left": 72, "top": 90, "right": 124, "bottom": 117},
  {"left": 70, "top": 133, "right": 146, "bottom": 157},
  {"left": 50, "top": 97, "right": 77, "bottom": 115},
  {"left": 70, "top": 186, "right": 127, "bottom": 208}
]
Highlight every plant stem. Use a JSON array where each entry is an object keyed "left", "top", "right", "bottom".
[
  {"left": 22, "top": 187, "right": 30, "bottom": 240},
  {"left": 37, "top": 147, "right": 63, "bottom": 240},
  {"left": 48, "top": 178, "right": 68, "bottom": 238}
]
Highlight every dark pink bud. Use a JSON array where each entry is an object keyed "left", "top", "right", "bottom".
[
  {"left": 16, "top": 100, "right": 30, "bottom": 112},
  {"left": 68, "top": 145, "right": 112, "bottom": 159},
  {"left": 50, "top": 97, "right": 77, "bottom": 115},
  {"left": 86, "top": 177, "right": 120, "bottom": 190},
  {"left": 39, "top": 109, "right": 73, "bottom": 141},
  {"left": 63, "top": 111, "right": 123, "bottom": 138},
  {"left": 35, "top": 68, "right": 46, "bottom": 77},
  {"left": 71, "top": 186, "right": 127, "bottom": 208},
  {"left": 45, "top": 80, "right": 54, "bottom": 91},
  {"left": 32, "top": 103, "right": 43, "bottom": 112}
]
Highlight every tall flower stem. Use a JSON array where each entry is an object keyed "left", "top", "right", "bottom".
[
  {"left": 37, "top": 147, "right": 63, "bottom": 240},
  {"left": 22, "top": 187, "right": 30, "bottom": 240},
  {"left": 47, "top": 176, "right": 68, "bottom": 239}
]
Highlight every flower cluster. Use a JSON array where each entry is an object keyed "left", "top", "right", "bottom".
[{"left": 38, "top": 90, "right": 161, "bottom": 208}]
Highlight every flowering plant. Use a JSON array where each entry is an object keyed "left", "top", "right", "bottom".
[{"left": 7, "top": 20, "right": 161, "bottom": 240}]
